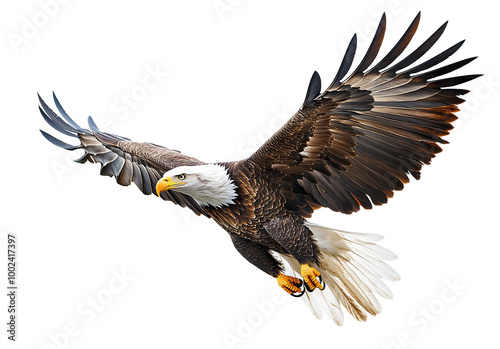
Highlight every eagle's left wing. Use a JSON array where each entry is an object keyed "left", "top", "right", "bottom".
[
  {"left": 247, "top": 13, "right": 480, "bottom": 216},
  {"left": 39, "top": 93, "right": 209, "bottom": 216}
]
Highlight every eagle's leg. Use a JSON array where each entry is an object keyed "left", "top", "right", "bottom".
[
  {"left": 230, "top": 234, "right": 306, "bottom": 296},
  {"left": 230, "top": 234, "right": 284, "bottom": 276},
  {"left": 264, "top": 215, "right": 324, "bottom": 292}
]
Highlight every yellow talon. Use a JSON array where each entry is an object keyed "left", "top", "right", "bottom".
[
  {"left": 300, "top": 263, "right": 324, "bottom": 291},
  {"left": 277, "top": 272, "right": 303, "bottom": 295}
]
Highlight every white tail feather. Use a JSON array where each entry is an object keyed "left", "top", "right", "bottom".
[{"left": 277, "top": 222, "right": 399, "bottom": 325}]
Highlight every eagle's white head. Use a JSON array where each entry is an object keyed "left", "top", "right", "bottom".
[{"left": 156, "top": 164, "right": 238, "bottom": 208}]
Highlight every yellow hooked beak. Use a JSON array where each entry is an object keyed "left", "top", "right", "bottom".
[{"left": 156, "top": 177, "right": 184, "bottom": 197}]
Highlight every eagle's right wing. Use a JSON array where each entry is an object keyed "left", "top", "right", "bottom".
[
  {"left": 39, "top": 93, "right": 208, "bottom": 217},
  {"left": 247, "top": 13, "right": 479, "bottom": 216}
]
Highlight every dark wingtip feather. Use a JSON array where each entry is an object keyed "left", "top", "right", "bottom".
[
  {"left": 40, "top": 130, "right": 81, "bottom": 150},
  {"left": 432, "top": 74, "right": 482, "bottom": 87},
  {"left": 369, "top": 12, "right": 421, "bottom": 73},
  {"left": 303, "top": 71, "right": 321, "bottom": 106},
  {"left": 38, "top": 106, "right": 78, "bottom": 138},
  {"left": 400, "top": 40, "right": 466, "bottom": 75},
  {"left": 415, "top": 57, "right": 479, "bottom": 80},
  {"left": 37, "top": 94, "right": 57, "bottom": 121},
  {"left": 330, "top": 33, "right": 357, "bottom": 87},
  {"left": 348, "top": 12, "right": 387, "bottom": 77},
  {"left": 88, "top": 116, "right": 100, "bottom": 132},
  {"left": 37, "top": 92, "right": 44, "bottom": 104},
  {"left": 389, "top": 20, "right": 448, "bottom": 73},
  {"left": 52, "top": 92, "right": 82, "bottom": 130}
]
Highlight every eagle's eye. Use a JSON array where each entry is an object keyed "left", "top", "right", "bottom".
[{"left": 177, "top": 174, "right": 186, "bottom": 181}]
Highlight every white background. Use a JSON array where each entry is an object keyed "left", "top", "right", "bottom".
[{"left": 1, "top": 0, "right": 499, "bottom": 348}]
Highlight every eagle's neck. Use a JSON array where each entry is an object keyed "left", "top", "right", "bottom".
[{"left": 178, "top": 164, "right": 238, "bottom": 208}]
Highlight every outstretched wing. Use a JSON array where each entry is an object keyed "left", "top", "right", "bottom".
[
  {"left": 247, "top": 13, "right": 480, "bottom": 216},
  {"left": 39, "top": 93, "right": 208, "bottom": 217}
]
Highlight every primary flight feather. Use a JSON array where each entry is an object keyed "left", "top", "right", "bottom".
[{"left": 39, "top": 13, "right": 479, "bottom": 324}]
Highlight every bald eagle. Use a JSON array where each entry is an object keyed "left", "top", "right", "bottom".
[{"left": 39, "top": 13, "right": 479, "bottom": 324}]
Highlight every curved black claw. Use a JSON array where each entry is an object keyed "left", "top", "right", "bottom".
[
  {"left": 318, "top": 274, "right": 325, "bottom": 290},
  {"left": 304, "top": 275, "right": 325, "bottom": 292},
  {"left": 290, "top": 279, "right": 305, "bottom": 297}
]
